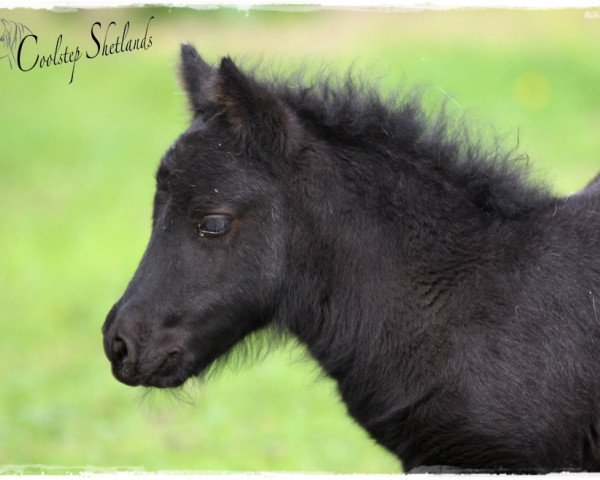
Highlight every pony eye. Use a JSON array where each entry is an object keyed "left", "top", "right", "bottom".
[{"left": 198, "top": 215, "right": 231, "bottom": 237}]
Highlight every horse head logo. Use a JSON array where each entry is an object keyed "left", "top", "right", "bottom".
[{"left": 0, "top": 18, "right": 33, "bottom": 70}]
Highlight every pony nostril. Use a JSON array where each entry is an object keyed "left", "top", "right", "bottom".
[
  {"left": 109, "top": 333, "right": 140, "bottom": 386},
  {"left": 112, "top": 336, "right": 128, "bottom": 364}
]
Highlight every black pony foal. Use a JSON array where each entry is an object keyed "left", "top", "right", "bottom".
[{"left": 103, "top": 45, "right": 600, "bottom": 472}]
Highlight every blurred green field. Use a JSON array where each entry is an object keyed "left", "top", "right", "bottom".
[{"left": 0, "top": 6, "right": 598, "bottom": 474}]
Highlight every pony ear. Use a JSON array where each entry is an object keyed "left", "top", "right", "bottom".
[
  {"left": 179, "top": 44, "right": 213, "bottom": 113},
  {"left": 209, "top": 56, "right": 299, "bottom": 156}
]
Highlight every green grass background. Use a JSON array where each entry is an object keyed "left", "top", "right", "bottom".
[{"left": 0, "top": 6, "right": 598, "bottom": 474}]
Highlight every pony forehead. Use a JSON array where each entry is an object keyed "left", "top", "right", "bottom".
[{"left": 159, "top": 128, "right": 231, "bottom": 177}]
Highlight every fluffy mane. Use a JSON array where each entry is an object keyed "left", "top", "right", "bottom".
[{"left": 260, "top": 68, "right": 555, "bottom": 219}]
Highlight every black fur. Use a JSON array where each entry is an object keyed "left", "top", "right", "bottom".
[{"left": 103, "top": 44, "right": 600, "bottom": 472}]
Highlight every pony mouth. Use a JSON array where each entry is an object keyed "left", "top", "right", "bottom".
[
  {"left": 112, "top": 339, "right": 228, "bottom": 389},
  {"left": 140, "top": 371, "right": 190, "bottom": 388},
  {"left": 137, "top": 363, "right": 195, "bottom": 388},
  {"left": 138, "top": 355, "right": 213, "bottom": 389},
  {"left": 112, "top": 349, "right": 199, "bottom": 389},
  {"left": 141, "top": 361, "right": 198, "bottom": 389}
]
